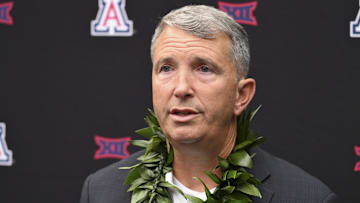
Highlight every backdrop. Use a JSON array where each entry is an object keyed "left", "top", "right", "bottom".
[{"left": 1, "top": 0, "right": 359, "bottom": 202}]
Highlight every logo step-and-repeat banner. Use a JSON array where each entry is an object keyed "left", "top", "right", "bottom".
[{"left": 1, "top": 0, "right": 359, "bottom": 202}]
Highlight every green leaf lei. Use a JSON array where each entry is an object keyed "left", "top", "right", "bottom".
[{"left": 120, "top": 106, "right": 266, "bottom": 203}]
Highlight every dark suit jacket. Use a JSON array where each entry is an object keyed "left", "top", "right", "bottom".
[{"left": 80, "top": 148, "right": 337, "bottom": 203}]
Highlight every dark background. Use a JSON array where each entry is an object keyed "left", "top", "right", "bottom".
[{"left": 1, "top": 0, "right": 359, "bottom": 202}]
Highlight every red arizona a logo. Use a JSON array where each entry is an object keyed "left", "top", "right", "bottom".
[
  {"left": 91, "top": 0, "right": 133, "bottom": 36},
  {"left": 350, "top": 0, "right": 360, "bottom": 37},
  {"left": 0, "top": 123, "right": 13, "bottom": 166}
]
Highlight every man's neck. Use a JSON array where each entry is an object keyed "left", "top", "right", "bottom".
[{"left": 170, "top": 121, "right": 237, "bottom": 192}]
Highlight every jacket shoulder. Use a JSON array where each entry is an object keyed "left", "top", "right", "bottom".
[
  {"left": 258, "top": 149, "right": 337, "bottom": 202},
  {"left": 80, "top": 150, "right": 144, "bottom": 203},
  {"left": 91, "top": 149, "right": 144, "bottom": 181}
]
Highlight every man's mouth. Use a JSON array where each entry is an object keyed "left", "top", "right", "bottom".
[
  {"left": 170, "top": 108, "right": 198, "bottom": 115},
  {"left": 169, "top": 108, "right": 199, "bottom": 122}
]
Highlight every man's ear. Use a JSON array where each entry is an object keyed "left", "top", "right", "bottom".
[{"left": 234, "top": 78, "right": 256, "bottom": 116}]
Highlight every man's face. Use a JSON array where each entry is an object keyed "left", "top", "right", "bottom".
[{"left": 152, "top": 26, "right": 239, "bottom": 145}]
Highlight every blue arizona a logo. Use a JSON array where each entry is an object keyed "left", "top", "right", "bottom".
[
  {"left": 0, "top": 123, "right": 13, "bottom": 166},
  {"left": 0, "top": 2, "right": 14, "bottom": 25},
  {"left": 350, "top": 0, "right": 360, "bottom": 38},
  {"left": 94, "top": 135, "right": 131, "bottom": 160},
  {"left": 91, "top": 0, "right": 133, "bottom": 36}
]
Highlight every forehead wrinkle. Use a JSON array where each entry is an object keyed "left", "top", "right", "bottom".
[
  {"left": 159, "top": 35, "right": 204, "bottom": 45},
  {"left": 155, "top": 40, "right": 221, "bottom": 59},
  {"left": 153, "top": 28, "right": 232, "bottom": 66},
  {"left": 156, "top": 33, "right": 221, "bottom": 49}
]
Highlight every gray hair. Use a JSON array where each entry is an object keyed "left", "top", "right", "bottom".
[{"left": 150, "top": 5, "right": 250, "bottom": 78}]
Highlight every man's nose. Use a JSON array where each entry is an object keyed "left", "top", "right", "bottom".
[{"left": 173, "top": 69, "right": 194, "bottom": 99}]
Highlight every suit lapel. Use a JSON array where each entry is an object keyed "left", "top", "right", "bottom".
[
  {"left": 249, "top": 148, "right": 274, "bottom": 203},
  {"left": 253, "top": 186, "right": 274, "bottom": 203}
]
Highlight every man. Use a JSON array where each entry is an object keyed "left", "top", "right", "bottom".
[{"left": 80, "top": 5, "right": 337, "bottom": 203}]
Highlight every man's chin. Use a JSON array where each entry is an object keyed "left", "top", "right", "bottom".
[
  {"left": 168, "top": 131, "right": 203, "bottom": 145},
  {"left": 177, "top": 137, "right": 201, "bottom": 144}
]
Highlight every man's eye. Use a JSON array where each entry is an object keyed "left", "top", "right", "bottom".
[
  {"left": 199, "top": 65, "right": 211, "bottom": 73},
  {"left": 160, "top": 65, "right": 172, "bottom": 72}
]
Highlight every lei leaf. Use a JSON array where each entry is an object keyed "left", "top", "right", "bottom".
[
  {"left": 120, "top": 107, "right": 266, "bottom": 203},
  {"left": 228, "top": 150, "right": 253, "bottom": 168}
]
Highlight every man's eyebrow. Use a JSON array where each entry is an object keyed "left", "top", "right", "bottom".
[
  {"left": 154, "top": 57, "right": 176, "bottom": 70},
  {"left": 191, "top": 56, "right": 218, "bottom": 68}
]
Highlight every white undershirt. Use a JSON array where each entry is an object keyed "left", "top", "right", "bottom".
[{"left": 165, "top": 172, "right": 216, "bottom": 203}]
